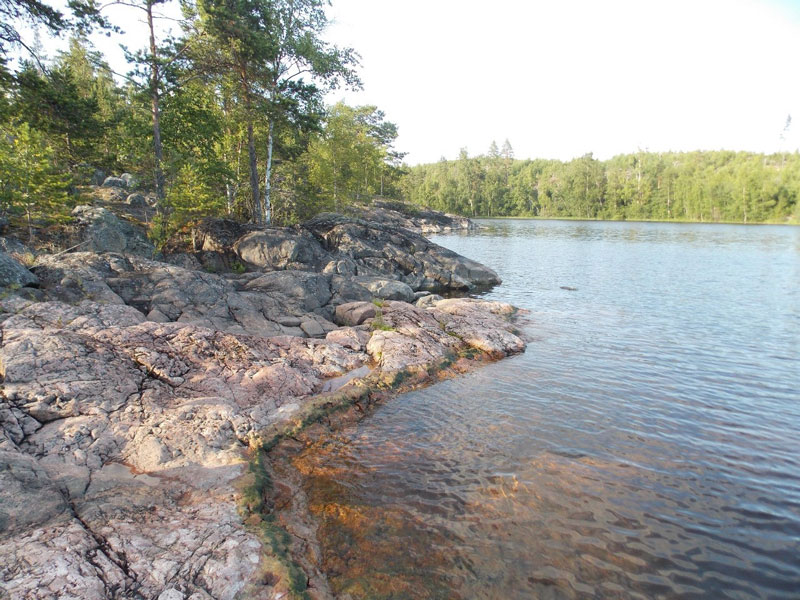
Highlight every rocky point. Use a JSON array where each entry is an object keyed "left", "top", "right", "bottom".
[{"left": 0, "top": 200, "right": 525, "bottom": 600}]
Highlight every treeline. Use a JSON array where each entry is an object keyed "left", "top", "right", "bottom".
[
  {"left": 0, "top": 0, "right": 405, "bottom": 242},
  {"left": 403, "top": 144, "right": 800, "bottom": 224}
]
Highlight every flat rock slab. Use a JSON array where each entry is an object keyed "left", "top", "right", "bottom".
[{"left": 0, "top": 293, "right": 524, "bottom": 599}]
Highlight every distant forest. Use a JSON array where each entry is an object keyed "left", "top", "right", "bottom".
[{"left": 403, "top": 143, "right": 800, "bottom": 224}]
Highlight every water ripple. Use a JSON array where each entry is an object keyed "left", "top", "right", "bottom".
[{"left": 300, "top": 220, "right": 800, "bottom": 599}]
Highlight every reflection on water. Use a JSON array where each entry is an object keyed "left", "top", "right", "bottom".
[{"left": 301, "top": 220, "right": 800, "bottom": 599}]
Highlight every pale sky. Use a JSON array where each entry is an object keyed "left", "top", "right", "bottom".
[
  {"left": 323, "top": 0, "right": 800, "bottom": 164},
  {"left": 26, "top": 0, "right": 800, "bottom": 165}
]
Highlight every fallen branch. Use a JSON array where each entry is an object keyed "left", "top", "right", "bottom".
[{"left": 51, "top": 239, "right": 91, "bottom": 257}]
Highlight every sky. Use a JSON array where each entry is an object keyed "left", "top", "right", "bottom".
[
  {"left": 24, "top": 0, "right": 800, "bottom": 165},
  {"left": 322, "top": 0, "right": 800, "bottom": 164}
]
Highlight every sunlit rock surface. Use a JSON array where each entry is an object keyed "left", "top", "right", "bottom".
[{"left": 0, "top": 203, "right": 523, "bottom": 599}]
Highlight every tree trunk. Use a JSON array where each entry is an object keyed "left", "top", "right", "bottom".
[
  {"left": 332, "top": 153, "right": 338, "bottom": 210},
  {"left": 226, "top": 183, "right": 235, "bottom": 215},
  {"left": 264, "top": 119, "right": 274, "bottom": 225},
  {"left": 146, "top": 0, "right": 164, "bottom": 209},
  {"left": 247, "top": 119, "right": 261, "bottom": 224},
  {"left": 742, "top": 184, "right": 747, "bottom": 223}
]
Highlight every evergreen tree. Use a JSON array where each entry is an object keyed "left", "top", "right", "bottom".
[{"left": 0, "top": 121, "right": 69, "bottom": 239}]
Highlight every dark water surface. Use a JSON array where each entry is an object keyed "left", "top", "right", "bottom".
[{"left": 300, "top": 220, "right": 800, "bottom": 599}]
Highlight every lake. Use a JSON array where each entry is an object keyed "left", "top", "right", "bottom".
[{"left": 296, "top": 219, "right": 800, "bottom": 599}]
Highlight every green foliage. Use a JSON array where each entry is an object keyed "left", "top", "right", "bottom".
[
  {"left": 0, "top": 121, "right": 70, "bottom": 234},
  {"left": 304, "top": 102, "right": 404, "bottom": 211},
  {"left": 165, "top": 162, "right": 225, "bottom": 224},
  {"left": 370, "top": 306, "right": 394, "bottom": 331},
  {"left": 405, "top": 147, "right": 800, "bottom": 224},
  {"left": 259, "top": 517, "right": 310, "bottom": 598},
  {"left": 0, "top": 19, "right": 398, "bottom": 233},
  {"left": 190, "top": 0, "right": 360, "bottom": 224},
  {"left": 241, "top": 449, "right": 272, "bottom": 515},
  {"left": 12, "top": 60, "right": 104, "bottom": 167}
]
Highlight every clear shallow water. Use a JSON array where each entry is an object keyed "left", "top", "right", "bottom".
[{"left": 298, "top": 220, "right": 800, "bottom": 599}]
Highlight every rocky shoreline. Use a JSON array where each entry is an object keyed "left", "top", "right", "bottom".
[{"left": 0, "top": 200, "right": 525, "bottom": 600}]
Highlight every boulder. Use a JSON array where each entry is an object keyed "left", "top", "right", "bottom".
[
  {"left": 416, "top": 293, "right": 443, "bottom": 308},
  {"left": 191, "top": 212, "right": 497, "bottom": 295},
  {"left": 325, "top": 326, "right": 371, "bottom": 351},
  {"left": 303, "top": 212, "right": 500, "bottom": 292},
  {"left": 199, "top": 250, "right": 227, "bottom": 274},
  {"left": 322, "top": 256, "right": 358, "bottom": 275},
  {"left": 233, "top": 227, "right": 330, "bottom": 271},
  {"left": 300, "top": 319, "right": 326, "bottom": 338},
  {"left": 95, "top": 185, "right": 127, "bottom": 203},
  {"left": 334, "top": 301, "right": 377, "bottom": 327},
  {"left": 355, "top": 200, "right": 477, "bottom": 234},
  {"left": 192, "top": 218, "right": 258, "bottom": 253},
  {"left": 241, "top": 270, "right": 332, "bottom": 311},
  {"left": 71, "top": 205, "right": 155, "bottom": 258},
  {"left": 102, "top": 176, "right": 126, "bottom": 189},
  {"left": 163, "top": 252, "right": 202, "bottom": 271},
  {"left": 0, "top": 251, "right": 38, "bottom": 289},
  {"left": 125, "top": 192, "right": 147, "bottom": 208},
  {"left": 119, "top": 173, "right": 137, "bottom": 189},
  {"left": 30, "top": 254, "right": 360, "bottom": 339},
  {"left": 355, "top": 277, "right": 416, "bottom": 302},
  {"left": 0, "top": 237, "right": 35, "bottom": 265},
  {"left": 329, "top": 275, "right": 373, "bottom": 305},
  {"left": 90, "top": 169, "right": 106, "bottom": 186},
  {"left": 31, "top": 253, "right": 131, "bottom": 305}
]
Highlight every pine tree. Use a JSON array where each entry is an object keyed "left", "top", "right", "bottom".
[{"left": 0, "top": 122, "right": 69, "bottom": 239}]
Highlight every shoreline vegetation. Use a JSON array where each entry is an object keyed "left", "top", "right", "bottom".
[
  {"left": 404, "top": 148, "right": 800, "bottom": 226},
  {"left": 2, "top": 36, "right": 798, "bottom": 239},
  {"left": 460, "top": 214, "right": 799, "bottom": 226}
]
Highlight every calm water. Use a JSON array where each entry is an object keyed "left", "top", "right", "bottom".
[{"left": 297, "top": 220, "right": 800, "bottom": 599}]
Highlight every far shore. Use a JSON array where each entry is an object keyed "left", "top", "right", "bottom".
[{"left": 459, "top": 215, "right": 799, "bottom": 226}]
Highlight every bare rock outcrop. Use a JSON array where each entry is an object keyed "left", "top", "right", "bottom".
[
  {"left": 356, "top": 200, "right": 477, "bottom": 233},
  {"left": 0, "top": 201, "right": 524, "bottom": 599},
  {"left": 0, "top": 294, "right": 524, "bottom": 599},
  {"left": 189, "top": 206, "right": 498, "bottom": 295},
  {"left": 71, "top": 205, "right": 156, "bottom": 258},
  {"left": 29, "top": 253, "right": 368, "bottom": 338},
  {"left": 303, "top": 212, "right": 499, "bottom": 292}
]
